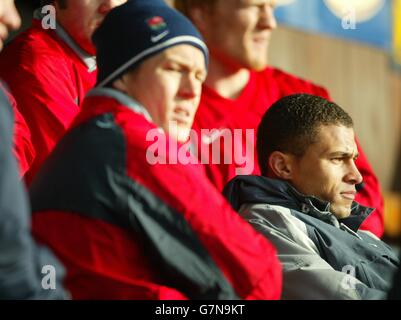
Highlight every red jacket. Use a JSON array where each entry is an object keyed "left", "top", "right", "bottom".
[
  {"left": 30, "top": 88, "right": 282, "bottom": 300},
  {"left": 0, "top": 82, "right": 34, "bottom": 176},
  {"left": 0, "top": 19, "right": 97, "bottom": 184},
  {"left": 192, "top": 67, "right": 384, "bottom": 237}
]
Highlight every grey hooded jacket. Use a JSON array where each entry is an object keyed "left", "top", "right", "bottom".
[
  {"left": 223, "top": 175, "right": 399, "bottom": 300},
  {"left": 0, "top": 86, "right": 67, "bottom": 299}
]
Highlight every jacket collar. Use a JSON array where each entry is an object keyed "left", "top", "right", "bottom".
[
  {"left": 223, "top": 175, "right": 374, "bottom": 232},
  {"left": 33, "top": 9, "right": 97, "bottom": 72},
  {"left": 86, "top": 87, "right": 153, "bottom": 123}
]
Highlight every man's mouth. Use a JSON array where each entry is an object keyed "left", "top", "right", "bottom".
[
  {"left": 94, "top": 19, "right": 104, "bottom": 29},
  {"left": 253, "top": 31, "right": 270, "bottom": 43},
  {"left": 341, "top": 191, "right": 357, "bottom": 201},
  {"left": 172, "top": 107, "right": 192, "bottom": 126},
  {"left": 172, "top": 117, "right": 189, "bottom": 127}
]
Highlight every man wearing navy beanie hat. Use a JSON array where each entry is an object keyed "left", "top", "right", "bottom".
[
  {"left": 92, "top": 0, "right": 209, "bottom": 142},
  {"left": 94, "top": 0, "right": 208, "bottom": 88},
  {"left": 30, "top": 0, "right": 282, "bottom": 300}
]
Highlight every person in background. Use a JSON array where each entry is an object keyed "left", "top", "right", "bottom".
[
  {"left": 0, "top": 81, "right": 34, "bottom": 176},
  {"left": 0, "top": 0, "right": 66, "bottom": 299},
  {"left": 224, "top": 94, "right": 399, "bottom": 299},
  {"left": 174, "top": 0, "right": 384, "bottom": 238},
  {"left": 0, "top": 0, "right": 127, "bottom": 183},
  {"left": 30, "top": 0, "right": 282, "bottom": 299}
]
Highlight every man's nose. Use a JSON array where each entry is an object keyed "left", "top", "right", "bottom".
[
  {"left": 179, "top": 74, "right": 200, "bottom": 99},
  {"left": 98, "top": 0, "right": 127, "bottom": 15},
  {"left": 2, "top": 2, "right": 21, "bottom": 31},
  {"left": 346, "top": 160, "right": 363, "bottom": 185},
  {"left": 258, "top": 3, "right": 277, "bottom": 30}
]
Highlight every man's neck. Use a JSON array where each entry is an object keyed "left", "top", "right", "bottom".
[
  {"left": 59, "top": 25, "right": 95, "bottom": 56},
  {"left": 204, "top": 56, "right": 250, "bottom": 100}
]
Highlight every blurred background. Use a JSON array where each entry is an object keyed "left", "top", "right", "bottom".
[{"left": 10, "top": 0, "right": 401, "bottom": 242}]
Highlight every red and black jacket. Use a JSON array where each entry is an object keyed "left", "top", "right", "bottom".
[{"left": 30, "top": 88, "right": 282, "bottom": 300}]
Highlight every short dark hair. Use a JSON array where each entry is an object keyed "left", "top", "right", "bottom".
[{"left": 257, "top": 94, "right": 354, "bottom": 176}]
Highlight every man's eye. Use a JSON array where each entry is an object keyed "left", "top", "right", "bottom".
[
  {"left": 196, "top": 72, "right": 206, "bottom": 82},
  {"left": 165, "top": 65, "right": 181, "bottom": 72},
  {"left": 167, "top": 67, "right": 179, "bottom": 72},
  {"left": 331, "top": 158, "right": 342, "bottom": 163}
]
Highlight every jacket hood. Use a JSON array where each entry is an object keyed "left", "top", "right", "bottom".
[{"left": 223, "top": 175, "right": 374, "bottom": 232}]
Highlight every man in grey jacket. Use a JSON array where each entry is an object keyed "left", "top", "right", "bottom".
[{"left": 223, "top": 93, "right": 399, "bottom": 300}]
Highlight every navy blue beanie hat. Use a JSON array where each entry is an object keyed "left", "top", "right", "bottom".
[{"left": 93, "top": 0, "right": 209, "bottom": 87}]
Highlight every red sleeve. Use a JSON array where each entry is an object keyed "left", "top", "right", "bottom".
[
  {"left": 354, "top": 139, "right": 384, "bottom": 237},
  {"left": 0, "top": 83, "right": 35, "bottom": 176},
  {"left": 0, "top": 51, "right": 80, "bottom": 183},
  {"left": 126, "top": 127, "right": 283, "bottom": 300}
]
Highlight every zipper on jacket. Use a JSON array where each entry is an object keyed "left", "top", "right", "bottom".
[{"left": 340, "top": 223, "right": 363, "bottom": 240}]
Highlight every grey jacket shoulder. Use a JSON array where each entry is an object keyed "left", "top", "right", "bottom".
[{"left": 239, "top": 203, "right": 387, "bottom": 300}]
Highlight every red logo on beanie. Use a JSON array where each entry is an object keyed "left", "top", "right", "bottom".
[{"left": 147, "top": 16, "right": 167, "bottom": 31}]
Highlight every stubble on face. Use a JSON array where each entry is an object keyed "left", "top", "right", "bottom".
[{"left": 289, "top": 125, "right": 361, "bottom": 219}]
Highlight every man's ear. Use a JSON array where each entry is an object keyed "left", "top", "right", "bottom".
[
  {"left": 112, "top": 77, "right": 128, "bottom": 93},
  {"left": 268, "top": 151, "right": 294, "bottom": 180}
]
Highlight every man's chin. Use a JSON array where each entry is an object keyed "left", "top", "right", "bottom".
[
  {"left": 246, "top": 57, "right": 269, "bottom": 71},
  {"left": 169, "top": 127, "right": 190, "bottom": 143},
  {"left": 84, "top": 42, "right": 97, "bottom": 56},
  {"left": 331, "top": 206, "right": 352, "bottom": 219}
]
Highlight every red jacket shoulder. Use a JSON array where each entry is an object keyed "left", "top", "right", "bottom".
[
  {"left": 262, "top": 67, "right": 331, "bottom": 99},
  {"left": 0, "top": 24, "right": 70, "bottom": 70}
]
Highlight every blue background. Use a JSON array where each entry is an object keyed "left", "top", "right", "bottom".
[{"left": 275, "top": 0, "right": 392, "bottom": 50}]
